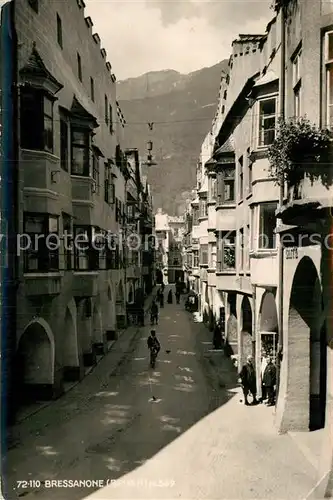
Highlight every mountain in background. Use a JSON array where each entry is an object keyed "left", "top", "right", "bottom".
[{"left": 117, "top": 60, "right": 228, "bottom": 215}]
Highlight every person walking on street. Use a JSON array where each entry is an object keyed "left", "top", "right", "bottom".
[
  {"left": 239, "top": 355, "right": 258, "bottom": 406},
  {"left": 262, "top": 355, "right": 277, "bottom": 406},
  {"left": 175, "top": 289, "right": 181, "bottom": 304},
  {"left": 150, "top": 300, "right": 159, "bottom": 325},
  {"left": 147, "top": 330, "right": 161, "bottom": 368},
  {"left": 167, "top": 289, "right": 173, "bottom": 304}
]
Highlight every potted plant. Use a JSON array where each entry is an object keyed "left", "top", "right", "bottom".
[{"left": 268, "top": 117, "right": 332, "bottom": 192}]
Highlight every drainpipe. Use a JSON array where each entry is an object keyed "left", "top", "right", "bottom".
[
  {"left": 277, "top": 3, "right": 286, "bottom": 399},
  {"left": 123, "top": 178, "right": 128, "bottom": 328}
]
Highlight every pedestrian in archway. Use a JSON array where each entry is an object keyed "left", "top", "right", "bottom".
[
  {"left": 167, "top": 289, "right": 173, "bottom": 304},
  {"left": 239, "top": 355, "right": 258, "bottom": 406},
  {"left": 262, "top": 355, "right": 276, "bottom": 406}
]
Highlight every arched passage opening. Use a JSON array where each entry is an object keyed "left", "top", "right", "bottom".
[
  {"left": 92, "top": 298, "right": 104, "bottom": 354},
  {"left": 288, "top": 257, "right": 326, "bottom": 431},
  {"left": 226, "top": 293, "right": 237, "bottom": 355},
  {"left": 76, "top": 298, "right": 94, "bottom": 367},
  {"left": 63, "top": 301, "right": 81, "bottom": 381},
  {"left": 16, "top": 318, "right": 55, "bottom": 401},
  {"left": 116, "top": 281, "right": 126, "bottom": 328},
  {"left": 241, "top": 296, "right": 253, "bottom": 362},
  {"left": 105, "top": 285, "right": 116, "bottom": 340}
]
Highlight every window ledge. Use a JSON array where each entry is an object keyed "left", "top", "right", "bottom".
[
  {"left": 71, "top": 174, "right": 95, "bottom": 183},
  {"left": 215, "top": 203, "right": 236, "bottom": 210},
  {"left": 216, "top": 270, "right": 236, "bottom": 275},
  {"left": 198, "top": 216, "right": 208, "bottom": 222},
  {"left": 24, "top": 272, "right": 63, "bottom": 278},
  {"left": 21, "top": 149, "right": 60, "bottom": 163},
  {"left": 249, "top": 250, "right": 277, "bottom": 258},
  {"left": 200, "top": 263, "right": 209, "bottom": 268},
  {"left": 207, "top": 200, "right": 216, "bottom": 206},
  {"left": 207, "top": 268, "right": 216, "bottom": 273},
  {"left": 73, "top": 271, "right": 99, "bottom": 275}
]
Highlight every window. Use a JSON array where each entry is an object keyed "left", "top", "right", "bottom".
[
  {"left": 106, "top": 235, "right": 118, "bottom": 269},
  {"left": 90, "top": 77, "right": 95, "bottom": 102},
  {"left": 77, "top": 52, "right": 82, "bottom": 81},
  {"left": 28, "top": 0, "right": 38, "bottom": 13},
  {"left": 216, "top": 167, "right": 235, "bottom": 205},
  {"left": 258, "top": 97, "right": 276, "bottom": 147},
  {"left": 109, "top": 104, "right": 113, "bottom": 132},
  {"left": 60, "top": 118, "right": 68, "bottom": 171},
  {"left": 192, "top": 206, "right": 199, "bottom": 225},
  {"left": 246, "top": 224, "right": 250, "bottom": 271},
  {"left": 238, "top": 156, "right": 244, "bottom": 200},
  {"left": 62, "top": 213, "right": 72, "bottom": 270},
  {"left": 246, "top": 148, "right": 252, "bottom": 195},
  {"left": 325, "top": 32, "right": 333, "bottom": 127},
  {"left": 258, "top": 202, "right": 277, "bottom": 249},
  {"left": 24, "top": 214, "right": 59, "bottom": 272},
  {"left": 209, "top": 176, "right": 217, "bottom": 202},
  {"left": 217, "top": 231, "right": 236, "bottom": 271},
  {"left": 209, "top": 243, "right": 217, "bottom": 268},
  {"left": 92, "top": 152, "right": 99, "bottom": 193},
  {"left": 104, "top": 95, "right": 108, "bottom": 125},
  {"left": 239, "top": 228, "right": 244, "bottom": 271},
  {"left": 74, "top": 226, "right": 99, "bottom": 270},
  {"left": 200, "top": 244, "right": 208, "bottom": 265},
  {"left": 104, "top": 164, "right": 115, "bottom": 204},
  {"left": 56, "top": 14, "right": 63, "bottom": 48},
  {"left": 292, "top": 48, "right": 302, "bottom": 118},
  {"left": 20, "top": 88, "right": 54, "bottom": 152},
  {"left": 223, "top": 89, "right": 227, "bottom": 100},
  {"left": 174, "top": 228, "right": 179, "bottom": 237},
  {"left": 193, "top": 250, "right": 199, "bottom": 268},
  {"left": 71, "top": 128, "right": 90, "bottom": 176},
  {"left": 199, "top": 199, "right": 207, "bottom": 218}
]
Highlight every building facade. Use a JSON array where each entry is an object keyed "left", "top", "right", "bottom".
[
  {"left": 6, "top": 0, "right": 154, "bottom": 414},
  {"left": 185, "top": 0, "right": 333, "bottom": 495}
]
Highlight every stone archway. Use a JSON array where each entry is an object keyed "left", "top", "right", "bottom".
[
  {"left": 241, "top": 296, "right": 253, "bottom": 364},
  {"left": 92, "top": 297, "right": 104, "bottom": 354},
  {"left": 105, "top": 284, "right": 116, "bottom": 340},
  {"left": 16, "top": 318, "right": 55, "bottom": 401},
  {"left": 226, "top": 293, "right": 237, "bottom": 355},
  {"left": 76, "top": 298, "right": 94, "bottom": 367},
  {"left": 280, "top": 257, "right": 326, "bottom": 432},
  {"left": 116, "top": 281, "right": 126, "bottom": 328},
  {"left": 63, "top": 300, "right": 81, "bottom": 381}
]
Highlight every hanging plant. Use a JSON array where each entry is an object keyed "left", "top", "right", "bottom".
[{"left": 268, "top": 117, "right": 333, "bottom": 188}]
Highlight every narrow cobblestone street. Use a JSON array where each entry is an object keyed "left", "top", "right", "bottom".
[{"left": 5, "top": 287, "right": 317, "bottom": 500}]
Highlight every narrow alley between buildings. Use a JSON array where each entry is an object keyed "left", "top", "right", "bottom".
[{"left": 5, "top": 287, "right": 317, "bottom": 500}]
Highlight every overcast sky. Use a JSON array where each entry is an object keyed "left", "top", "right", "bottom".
[{"left": 85, "top": 0, "right": 273, "bottom": 80}]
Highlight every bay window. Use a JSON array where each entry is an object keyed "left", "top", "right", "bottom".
[
  {"left": 20, "top": 88, "right": 54, "bottom": 153},
  {"left": 325, "top": 31, "right": 333, "bottom": 128},
  {"left": 200, "top": 244, "right": 208, "bottom": 265},
  {"left": 258, "top": 96, "right": 276, "bottom": 147},
  {"left": 24, "top": 213, "right": 59, "bottom": 272},
  {"left": 192, "top": 206, "right": 199, "bottom": 226},
  {"left": 62, "top": 213, "right": 72, "bottom": 270},
  {"left": 71, "top": 128, "right": 90, "bottom": 176},
  {"left": 258, "top": 202, "right": 277, "bottom": 250},
  {"left": 60, "top": 117, "right": 69, "bottom": 171},
  {"left": 74, "top": 226, "right": 99, "bottom": 271},
  {"left": 193, "top": 250, "right": 199, "bottom": 268},
  {"left": 217, "top": 231, "right": 236, "bottom": 272},
  {"left": 199, "top": 199, "right": 208, "bottom": 218},
  {"left": 208, "top": 243, "right": 217, "bottom": 268},
  {"left": 209, "top": 176, "right": 217, "bottom": 202},
  {"left": 92, "top": 151, "right": 100, "bottom": 193},
  {"left": 216, "top": 166, "right": 235, "bottom": 204}
]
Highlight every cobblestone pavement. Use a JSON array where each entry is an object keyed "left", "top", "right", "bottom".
[{"left": 4, "top": 286, "right": 317, "bottom": 500}]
